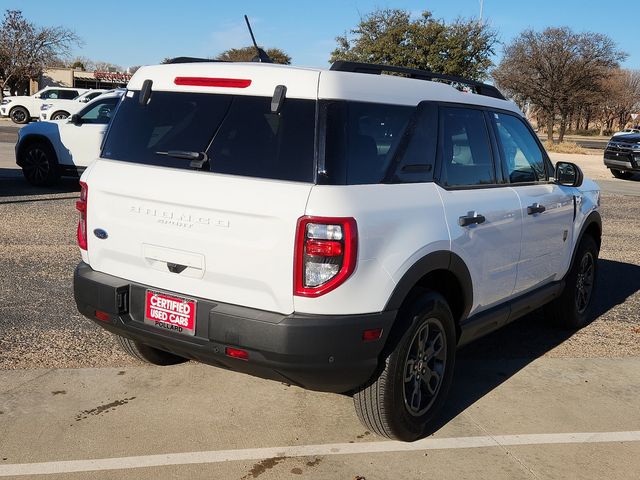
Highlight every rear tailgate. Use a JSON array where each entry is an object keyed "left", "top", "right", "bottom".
[
  {"left": 85, "top": 160, "right": 311, "bottom": 314},
  {"left": 82, "top": 63, "right": 320, "bottom": 314}
]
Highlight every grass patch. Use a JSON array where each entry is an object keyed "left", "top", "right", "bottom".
[{"left": 543, "top": 141, "right": 588, "bottom": 154}]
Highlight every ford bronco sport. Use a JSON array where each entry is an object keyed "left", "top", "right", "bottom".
[{"left": 73, "top": 60, "right": 601, "bottom": 441}]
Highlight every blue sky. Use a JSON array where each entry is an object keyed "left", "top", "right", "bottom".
[{"left": 2, "top": 0, "right": 638, "bottom": 70}]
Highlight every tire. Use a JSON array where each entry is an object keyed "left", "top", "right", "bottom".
[
  {"left": 51, "top": 111, "right": 69, "bottom": 120},
  {"left": 9, "top": 106, "right": 29, "bottom": 124},
  {"left": 353, "top": 291, "right": 457, "bottom": 441},
  {"left": 610, "top": 169, "right": 633, "bottom": 180},
  {"left": 20, "top": 141, "right": 60, "bottom": 186},
  {"left": 116, "top": 334, "right": 189, "bottom": 366},
  {"left": 545, "top": 235, "right": 599, "bottom": 329}
]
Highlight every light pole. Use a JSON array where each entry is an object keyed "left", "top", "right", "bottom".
[{"left": 479, "top": 0, "right": 484, "bottom": 22}]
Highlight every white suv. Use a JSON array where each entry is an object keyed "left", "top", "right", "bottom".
[
  {"left": 73, "top": 61, "right": 602, "bottom": 441},
  {"left": 0, "top": 86, "right": 88, "bottom": 123},
  {"left": 40, "top": 89, "right": 108, "bottom": 121},
  {"left": 15, "top": 91, "right": 123, "bottom": 185}
]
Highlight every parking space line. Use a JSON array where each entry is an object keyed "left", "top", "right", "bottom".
[{"left": 1, "top": 430, "right": 639, "bottom": 476}]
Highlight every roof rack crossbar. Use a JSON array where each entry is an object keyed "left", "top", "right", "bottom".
[{"left": 329, "top": 61, "right": 505, "bottom": 100}]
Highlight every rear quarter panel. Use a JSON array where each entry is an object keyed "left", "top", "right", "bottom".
[{"left": 296, "top": 183, "right": 449, "bottom": 315}]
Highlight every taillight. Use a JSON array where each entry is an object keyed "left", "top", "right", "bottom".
[
  {"left": 76, "top": 181, "right": 88, "bottom": 250},
  {"left": 294, "top": 216, "right": 357, "bottom": 297}
]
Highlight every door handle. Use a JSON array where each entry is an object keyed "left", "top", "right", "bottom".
[
  {"left": 458, "top": 211, "right": 486, "bottom": 227},
  {"left": 527, "top": 203, "right": 546, "bottom": 215}
]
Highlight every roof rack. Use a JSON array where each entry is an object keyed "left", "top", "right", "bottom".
[
  {"left": 330, "top": 61, "right": 505, "bottom": 100},
  {"left": 165, "top": 57, "right": 226, "bottom": 64}
]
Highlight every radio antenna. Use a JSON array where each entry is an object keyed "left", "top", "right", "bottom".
[{"left": 244, "top": 15, "right": 272, "bottom": 63}]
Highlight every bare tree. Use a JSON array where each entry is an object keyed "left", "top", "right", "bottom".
[
  {"left": 0, "top": 10, "right": 81, "bottom": 99},
  {"left": 493, "top": 27, "right": 625, "bottom": 141}
]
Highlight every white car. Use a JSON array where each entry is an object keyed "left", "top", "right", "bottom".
[
  {"left": 0, "top": 86, "right": 88, "bottom": 124},
  {"left": 40, "top": 89, "right": 108, "bottom": 121},
  {"left": 15, "top": 90, "right": 123, "bottom": 185},
  {"left": 72, "top": 60, "right": 601, "bottom": 441},
  {"left": 612, "top": 128, "right": 640, "bottom": 137}
]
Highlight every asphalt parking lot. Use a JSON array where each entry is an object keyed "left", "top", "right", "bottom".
[{"left": 1, "top": 119, "right": 640, "bottom": 478}]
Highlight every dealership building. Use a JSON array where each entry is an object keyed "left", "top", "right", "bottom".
[{"left": 30, "top": 67, "right": 132, "bottom": 93}]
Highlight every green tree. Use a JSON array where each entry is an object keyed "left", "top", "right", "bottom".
[
  {"left": 330, "top": 9, "right": 497, "bottom": 80},
  {"left": 215, "top": 46, "right": 291, "bottom": 65}
]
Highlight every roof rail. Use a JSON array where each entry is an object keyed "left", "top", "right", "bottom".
[
  {"left": 330, "top": 61, "right": 505, "bottom": 100},
  {"left": 164, "top": 57, "right": 226, "bottom": 64}
]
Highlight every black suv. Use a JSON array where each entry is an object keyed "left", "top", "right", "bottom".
[{"left": 604, "top": 133, "right": 640, "bottom": 179}]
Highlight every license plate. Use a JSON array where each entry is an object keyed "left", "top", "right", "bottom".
[{"left": 144, "top": 290, "right": 197, "bottom": 336}]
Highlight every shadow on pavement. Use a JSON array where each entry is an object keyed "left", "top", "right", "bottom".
[
  {"left": 433, "top": 258, "right": 640, "bottom": 432},
  {"left": 0, "top": 168, "right": 80, "bottom": 199}
]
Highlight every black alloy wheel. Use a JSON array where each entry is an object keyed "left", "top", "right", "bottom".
[
  {"left": 403, "top": 317, "right": 447, "bottom": 416},
  {"left": 10, "top": 106, "right": 29, "bottom": 124},
  {"left": 21, "top": 142, "right": 59, "bottom": 186}
]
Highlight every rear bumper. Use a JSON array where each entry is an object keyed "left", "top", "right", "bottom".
[{"left": 73, "top": 262, "right": 396, "bottom": 393}]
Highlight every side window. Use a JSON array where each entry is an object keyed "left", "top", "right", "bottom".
[
  {"left": 493, "top": 113, "right": 546, "bottom": 183},
  {"left": 438, "top": 107, "right": 496, "bottom": 187},
  {"left": 79, "top": 98, "right": 119, "bottom": 124},
  {"left": 40, "top": 90, "right": 57, "bottom": 100},
  {"left": 387, "top": 103, "right": 437, "bottom": 183},
  {"left": 59, "top": 90, "right": 79, "bottom": 100},
  {"left": 322, "top": 101, "right": 413, "bottom": 185}
]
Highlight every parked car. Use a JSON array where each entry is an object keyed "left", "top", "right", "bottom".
[
  {"left": 40, "top": 89, "right": 108, "bottom": 121},
  {"left": 612, "top": 127, "right": 640, "bottom": 137},
  {"left": 0, "top": 86, "right": 88, "bottom": 124},
  {"left": 604, "top": 133, "right": 640, "bottom": 179},
  {"left": 15, "top": 90, "right": 123, "bottom": 185},
  {"left": 73, "top": 60, "right": 601, "bottom": 441}
]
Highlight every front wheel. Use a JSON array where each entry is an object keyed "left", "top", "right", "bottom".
[
  {"left": 51, "top": 111, "right": 69, "bottom": 120},
  {"left": 610, "top": 169, "right": 633, "bottom": 180},
  {"left": 20, "top": 141, "right": 60, "bottom": 186},
  {"left": 10, "top": 106, "right": 29, "bottom": 124},
  {"left": 545, "top": 235, "right": 599, "bottom": 329},
  {"left": 353, "top": 291, "right": 457, "bottom": 441}
]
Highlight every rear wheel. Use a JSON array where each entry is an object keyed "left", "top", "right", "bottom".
[
  {"left": 20, "top": 141, "right": 60, "bottom": 186},
  {"left": 116, "top": 335, "right": 189, "bottom": 366},
  {"left": 353, "top": 291, "right": 456, "bottom": 441},
  {"left": 51, "top": 111, "right": 70, "bottom": 120},
  {"left": 545, "top": 235, "right": 598, "bottom": 329},
  {"left": 10, "top": 106, "right": 29, "bottom": 124},
  {"left": 610, "top": 169, "right": 633, "bottom": 180}
]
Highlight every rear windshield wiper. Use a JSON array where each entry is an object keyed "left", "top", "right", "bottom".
[{"left": 155, "top": 150, "right": 209, "bottom": 169}]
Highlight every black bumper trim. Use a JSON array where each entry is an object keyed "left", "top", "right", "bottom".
[{"left": 74, "top": 262, "right": 396, "bottom": 393}]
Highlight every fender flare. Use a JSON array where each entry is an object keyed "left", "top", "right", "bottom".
[
  {"left": 569, "top": 210, "right": 602, "bottom": 267},
  {"left": 383, "top": 250, "right": 473, "bottom": 322}
]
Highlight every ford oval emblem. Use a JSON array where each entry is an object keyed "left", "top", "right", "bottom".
[{"left": 93, "top": 228, "right": 108, "bottom": 240}]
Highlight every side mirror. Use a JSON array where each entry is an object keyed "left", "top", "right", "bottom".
[
  {"left": 555, "top": 161, "right": 583, "bottom": 187},
  {"left": 70, "top": 114, "right": 82, "bottom": 126}
]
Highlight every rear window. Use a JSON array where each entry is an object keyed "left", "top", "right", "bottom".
[{"left": 102, "top": 91, "right": 316, "bottom": 183}]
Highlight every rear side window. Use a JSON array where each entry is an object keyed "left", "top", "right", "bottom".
[
  {"left": 59, "top": 90, "right": 79, "bottom": 100},
  {"left": 492, "top": 113, "right": 546, "bottom": 183},
  {"left": 322, "top": 101, "right": 414, "bottom": 185},
  {"left": 438, "top": 107, "right": 496, "bottom": 187},
  {"left": 102, "top": 91, "right": 316, "bottom": 183}
]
